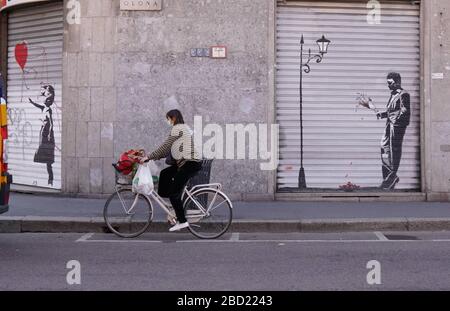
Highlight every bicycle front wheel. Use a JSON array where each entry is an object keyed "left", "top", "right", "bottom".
[
  {"left": 184, "top": 189, "right": 233, "bottom": 239},
  {"left": 103, "top": 188, "right": 153, "bottom": 238}
]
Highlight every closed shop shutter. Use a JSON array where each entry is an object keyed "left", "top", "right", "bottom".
[
  {"left": 276, "top": 0, "right": 421, "bottom": 191},
  {"left": 6, "top": 1, "right": 63, "bottom": 189}
]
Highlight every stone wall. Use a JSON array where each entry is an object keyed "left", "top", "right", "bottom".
[
  {"left": 62, "top": 0, "right": 275, "bottom": 199},
  {"left": 425, "top": 0, "right": 450, "bottom": 201},
  {"left": 62, "top": 0, "right": 119, "bottom": 195}
]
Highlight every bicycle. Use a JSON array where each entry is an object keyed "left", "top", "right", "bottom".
[{"left": 103, "top": 161, "right": 233, "bottom": 239}]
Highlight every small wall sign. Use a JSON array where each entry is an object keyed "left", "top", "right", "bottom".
[
  {"left": 432, "top": 72, "right": 444, "bottom": 80},
  {"left": 211, "top": 46, "right": 227, "bottom": 59},
  {"left": 120, "top": 0, "right": 162, "bottom": 11},
  {"left": 191, "top": 48, "right": 210, "bottom": 58}
]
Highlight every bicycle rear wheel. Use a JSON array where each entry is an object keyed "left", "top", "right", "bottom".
[
  {"left": 103, "top": 188, "right": 153, "bottom": 238},
  {"left": 184, "top": 189, "right": 232, "bottom": 239}
]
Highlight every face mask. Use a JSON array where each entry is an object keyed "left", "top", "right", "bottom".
[
  {"left": 166, "top": 119, "right": 173, "bottom": 126},
  {"left": 387, "top": 80, "right": 398, "bottom": 91}
]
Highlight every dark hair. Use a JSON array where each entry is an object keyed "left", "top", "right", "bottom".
[
  {"left": 387, "top": 72, "right": 402, "bottom": 85},
  {"left": 42, "top": 85, "right": 55, "bottom": 106},
  {"left": 166, "top": 109, "right": 184, "bottom": 125}
]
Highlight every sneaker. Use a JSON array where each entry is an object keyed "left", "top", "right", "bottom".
[
  {"left": 169, "top": 222, "right": 190, "bottom": 232},
  {"left": 378, "top": 181, "right": 388, "bottom": 189}
]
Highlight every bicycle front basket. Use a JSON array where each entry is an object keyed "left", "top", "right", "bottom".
[{"left": 113, "top": 164, "right": 134, "bottom": 185}]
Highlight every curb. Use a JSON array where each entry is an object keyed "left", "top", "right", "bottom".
[{"left": 1, "top": 216, "right": 450, "bottom": 233}]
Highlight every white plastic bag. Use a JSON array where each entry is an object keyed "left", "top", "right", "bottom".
[{"left": 132, "top": 163, "right": 154, "bottom": 195}]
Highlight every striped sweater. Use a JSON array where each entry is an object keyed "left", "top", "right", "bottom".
[{"left": 148, "top": 124, "right": 201, "bottom": 167}]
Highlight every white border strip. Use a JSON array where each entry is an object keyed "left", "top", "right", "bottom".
[
  {"left": 76, "top": 239, "right": 450, "bottom": 244},
  {"left": 76, "top": 233, "right": 95, "bottom": 242},
  {"left": 374, "top": 232, "right": 389, "bottom": 241},
  {"left": 80, "top": 239, "right": 162, "bottom": 243},
  {"left": 230, "top": 233, "right": 240, "bottom": 241},
  {"left": 176, "top": 239, "right": 450, "bottom": 243},
  {"left": 75, "top": 233, "right": 162, "bottom": 243},
  {"left": 75, "top": 233, "right": 450, "bottom": 244}
]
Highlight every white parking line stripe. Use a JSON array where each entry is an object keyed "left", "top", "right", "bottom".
[
  {"left": 75, "top": 239, "right": 450, "bottom": 244},
  {"left": 76, "top": 233, "right": 95, "bottom": 242},
  {"left": 177, "top": 239, "right": 450, "bottom": 244},
  {"left": 73, "top": 234, "right": 450, "bottom": 244},
  {"left": 230, "top": 233, "right": 240, "bottom": 241},
  {"left": 374, "top": 232, "right": 389, "bottom": 241},
  {"left": 178, "top": 240, "right": 384, "bottom": 243},
  {"left": 78, "top": 239, "right": 162, "bottom": 243}
]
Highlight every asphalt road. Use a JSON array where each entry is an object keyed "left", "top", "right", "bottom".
[{"left": 1, "top": 231, "right": 450, "bottom": 291}]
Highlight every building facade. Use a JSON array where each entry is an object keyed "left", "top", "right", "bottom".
[{"left": 0, "top": 0, "right": 449, "bottom": 201}]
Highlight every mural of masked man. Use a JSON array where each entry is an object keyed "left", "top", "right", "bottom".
[{"left": 376, "top": 72, "right": 411, "bottom": 190}]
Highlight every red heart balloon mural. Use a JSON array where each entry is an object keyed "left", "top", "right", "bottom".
[{"left": 15, "top": 41, "right": 28, "bottom": 71}]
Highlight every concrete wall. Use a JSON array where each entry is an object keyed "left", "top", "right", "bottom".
[
  {"left": 62, "top": 0, "right": 119, "bottom": 195},
  {"left": 424, "top": 0, "right": 450, "bottom": 201},
  {"left": 62, "top": 0, "right": 275, "bottom": 199}
]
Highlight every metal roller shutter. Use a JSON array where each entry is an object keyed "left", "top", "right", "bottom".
[
  {"left": 276, "top": 0, "right": 421, "bottom": 191},
  {"left": 7, "top": 1, "right": 63, "bottom": 189}
]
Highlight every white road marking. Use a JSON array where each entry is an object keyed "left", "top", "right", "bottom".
[
  {"left": 79, "top": 239, "right": 162, "bottom": 243},
  {"left": 76, "top": 233, "right": 162, "bottom": 243},
  {"left": 177, "top": 239, "right": 385, "bottom": 243},
  {"left": 374, "top": 232, "right": 389, "bottom": 241},
  {"left": 75, "top": 239, "right": 450, "bottom": 244},
  {"left": 74, "top": 233, "right": 450, "bottom": 244},
  {"left": 230, "top": 233, "right": 240, "bottom": 241},
  {"left": 176, "top": 239, "right": 450, "bottom": 244},
  {"left": 76, "top": 233, "right": 95, "bottom": 242}
]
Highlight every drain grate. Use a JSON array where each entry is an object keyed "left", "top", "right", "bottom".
[{"left": 384, "top": 235, "right": 420, "bottom": 241}]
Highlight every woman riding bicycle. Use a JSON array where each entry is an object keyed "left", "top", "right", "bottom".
[{"left": 140, "top": 110, "right": 202, "bottom": 232}]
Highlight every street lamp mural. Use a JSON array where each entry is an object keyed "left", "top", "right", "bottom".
[
  {"left": 357, "top": 72, "right": 411, "bottom": 190},
  {"left": 293, "top": 34, "right": 411, "bottom": 192},
  {"left": 298, "top": 34, "right": 331, "bottom": 189}
]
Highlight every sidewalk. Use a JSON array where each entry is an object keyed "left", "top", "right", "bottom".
[{"left": 1, "top": 192, "right": 450, "bottom": 233}]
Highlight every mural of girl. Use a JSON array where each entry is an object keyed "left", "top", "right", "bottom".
[{"left": 28, "top": 85, "right": 55, "bottom": 186}]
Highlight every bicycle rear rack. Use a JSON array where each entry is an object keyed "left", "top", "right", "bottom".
[{"left": 188, "top": 183, "right": 222, "bottom": 193}]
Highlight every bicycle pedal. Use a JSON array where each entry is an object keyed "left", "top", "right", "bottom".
[{"left": 167, "top": 217, "right": 177, "bottom": 225}]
